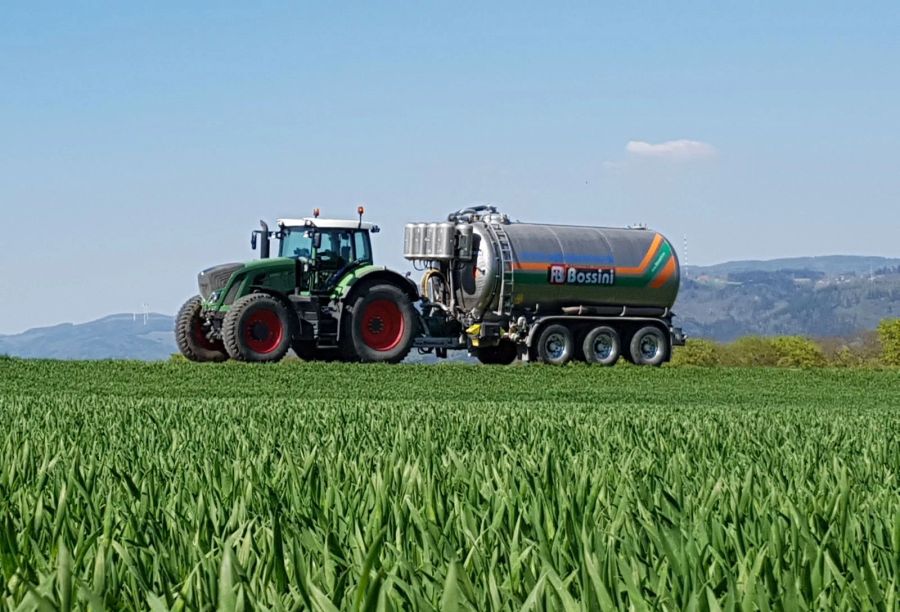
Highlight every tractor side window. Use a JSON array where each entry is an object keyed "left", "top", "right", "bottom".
[
  {"left": 354, "top": 231, "right": 372, "bottom": 263},
  {"left": 319, "top": 231, "right": 354, "bottom": 266}
]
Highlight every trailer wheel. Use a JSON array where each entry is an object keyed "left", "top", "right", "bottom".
[
  {"left": 223, "top": 293, "right": 293, "bottom": 362},
  {"left": 342, "top": 283, "right": 415, "bottom": 363},
  {"left": 536, "top": 324, "right": 574, "bottom": 365},
  {"left": 175, "top": 295, "right": 228, "bottom": 362},
  {"left": 629, "top": 326, "right": 668, "bottom": 366},
  {"left": 475, "top": 340, "right": 518, "bottom": 365},
  {"left": 583, "top": 326, "right": 621, "bottom": 366}
]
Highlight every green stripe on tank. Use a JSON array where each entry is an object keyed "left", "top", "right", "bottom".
[{"left": 645, "top": 241, "right": 672, "bottom": 279}]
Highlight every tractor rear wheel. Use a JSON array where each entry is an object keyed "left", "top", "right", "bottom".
[
  {"left": 341, "top": 283, "right": 415, "bottom": 363},
  {"left": 175, "top": 295, "right": 228, "bottom": 362},
  {"left": 475, "top": 340, "right": 518, "bottom": 365},
  {"left": 223, "top": 293, "right": 293, "bottom": 362}
]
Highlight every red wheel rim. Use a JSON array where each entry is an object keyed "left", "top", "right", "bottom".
[
  {"left": 191, "top": 317, "right": 220, "bottom": 350},
  {"left": 243, "top": 308, "right": 284, "bottom": 354},
  {"left": 360, "top": 299, "right": 404, "bottom": 352}
]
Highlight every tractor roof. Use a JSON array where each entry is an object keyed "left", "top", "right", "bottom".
[{"left": 277, "top": 218, "right": 379, "bottom": 231}]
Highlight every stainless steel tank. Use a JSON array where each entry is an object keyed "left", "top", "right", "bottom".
[
  {"left": 404, "top": 222, "right": 456, "bottom": 260},
  {"left": 453, "top": 220, "right": 680, "bottom": 316}
]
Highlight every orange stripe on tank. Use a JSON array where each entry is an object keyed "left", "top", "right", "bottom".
[
  {"left": 649, "top": 256, "right": 677, "bottom": 288},
  {"left": 615, "top": 233, "right": 663, "bottom": 275},
  {"left": 512, "top": 233, "right": 664, "bottom": 276}
]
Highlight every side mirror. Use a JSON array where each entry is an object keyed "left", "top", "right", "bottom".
[
  {"left": 313, "top": 232, "right": 322, "bottom": 249},
  {"left": 251, "top": 233, "right": 258, "bottom": 250}
]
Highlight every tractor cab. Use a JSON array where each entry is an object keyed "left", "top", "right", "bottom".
[
  {"left": 277, "top": 219, "right": 376, "bottom": 266},
  {"left": 252, "top": 207, "right": 380, "bottom": 292}
]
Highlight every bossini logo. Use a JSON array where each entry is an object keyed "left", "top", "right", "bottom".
[{"left": 548, "top": 265, "right": 616, "bottom": 286}]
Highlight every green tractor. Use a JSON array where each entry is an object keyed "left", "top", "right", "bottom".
[{"left": 175, "top": 208, "right": 420, "bottom": 363}]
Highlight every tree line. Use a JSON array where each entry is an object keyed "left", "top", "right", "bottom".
[{"left": 672, "top": 318, "right": 900, "bottom": 368}]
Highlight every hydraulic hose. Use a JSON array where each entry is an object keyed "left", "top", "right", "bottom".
[{"left": 420, "top": 269, "right": 446, "bottom": 303}]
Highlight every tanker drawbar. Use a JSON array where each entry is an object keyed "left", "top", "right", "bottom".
[{"left": 406, "top": 205, "right": 685, "bottom": 366}]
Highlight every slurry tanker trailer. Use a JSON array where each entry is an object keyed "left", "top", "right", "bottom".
[{"left": 176, "top": 205, "right": 684, "bottom": 365}]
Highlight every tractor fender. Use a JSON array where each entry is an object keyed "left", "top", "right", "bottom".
[
  {"left": 334, "top": 266, "right": 419, "bottom": 303},
  {"left": 249, "top": 286, "right": 293, "bottom": 306}
]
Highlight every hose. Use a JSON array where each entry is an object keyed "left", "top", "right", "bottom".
[
  {"left": 447, "top": 204, "right": 497, "bottom": 223},
  {"left": 420, "top": 269, "right": 446, "bottom": 302}
]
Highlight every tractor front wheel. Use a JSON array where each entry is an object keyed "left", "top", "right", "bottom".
[
  {"left": 223, "top": 294, "right": 293, "bottom": 362},
  {"left": 175, "top": 295, "right": 228, "bottom": 362}
]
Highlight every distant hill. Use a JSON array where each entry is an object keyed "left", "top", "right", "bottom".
[
  {"left": 0, "top": 313, "right": 467, "bottom": 362},
  {"left": 677, "top": 258, "right": 900, "bottom": 341},
  {"left": 2, "top": 255, "right": 899, "bottom": 359},
  {"left": 685, "top": 255, "right": 900, "bottom": 277},
  {"left": 0, "top": 314, "right": 177, "bottom": 361}
]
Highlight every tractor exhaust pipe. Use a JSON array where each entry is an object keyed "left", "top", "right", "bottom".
[{"left": 259, "top": 220, "right": 270, "bottom": 259}]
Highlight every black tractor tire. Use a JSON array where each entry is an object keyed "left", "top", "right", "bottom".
[
  {"left": 475, "top": 340, "right": 519, "bottom": 365},
  {"left": 629, "top": 325, "right": 669, "bottom": 367},
  {"left": 341, "top": 283, "right": 416, "bottom": 363},
  {"left": 222, "top": 293, "right": 294, "bottom": 362},
  {"left": 582, "top": 326, "right": 621, "bottom": 366},
  {"left": 175, "top": 296, "right": 228, "bottom": 362},
  {"left": 535, "top": 324, "right": 575, "bottom": 365}
]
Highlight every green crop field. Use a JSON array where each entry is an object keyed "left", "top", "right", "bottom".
[{"left": 0, "top": 359, "right": 898, "bottom": 610}]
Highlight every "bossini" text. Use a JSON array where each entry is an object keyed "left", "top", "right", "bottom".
[{"left": 548, "top": 265, "right": 616, "bottom": 286}]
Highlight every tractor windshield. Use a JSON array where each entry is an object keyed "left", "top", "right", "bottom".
[
  {"left": 280, "top": 228, "right": 372, "bottom": 266},
  {"left": 280, "top": 229, "right": 314, "bottom": 259}
]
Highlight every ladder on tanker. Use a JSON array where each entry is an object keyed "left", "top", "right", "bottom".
[{"left": 487, "top": 221, "right": 515, "bottom": 316}]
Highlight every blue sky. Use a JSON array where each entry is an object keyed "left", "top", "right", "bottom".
[{"left": 1, "top": 2, "right": 899, "bottom": 333}]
